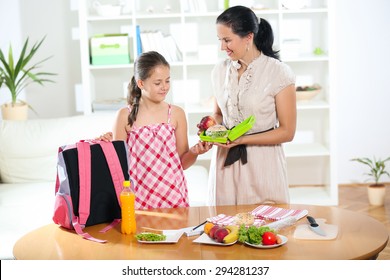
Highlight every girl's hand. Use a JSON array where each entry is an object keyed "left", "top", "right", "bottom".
[
  {"left": 96, "top": 131, "right": 113, "bottom": 142},
  {"left": 190, "top": 141, "right": 213, "bottom": 155}
]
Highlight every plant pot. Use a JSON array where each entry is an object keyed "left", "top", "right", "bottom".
[
  {"left": 367, "top": 184, "right": 386, "bottom": 206},
  {"left": 1, "top": 102, "right": 28, "bottom": 120}
]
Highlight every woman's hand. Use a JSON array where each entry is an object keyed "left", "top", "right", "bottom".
[
  {"left": 213, "top": 140, "right": 240, "bottom": 149},
  {"left": 96, "top": 131, "right": 113, "bottom": 142},
  {"left": 190, "top": 141, "right": 213, "bottom": 155}
]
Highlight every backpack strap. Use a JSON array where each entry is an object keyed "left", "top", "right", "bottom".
[
  {"left": 76, "top": 141, "right": 92, "bottom": 226},
  {"left": 72, "top": 216, "right": 107, "bottom": 243},
  {"left": 97, "top": 141, "right": 126, "bottom": 234},
  {"left": 99, "top": 141, "right": 125, "bottom": 206},
  {"left": 99, "top": 218, "right": 121, "bottom": 233}
]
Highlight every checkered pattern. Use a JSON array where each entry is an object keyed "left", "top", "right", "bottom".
[
  {"left": 251, "top": 205, "right": 308, "bottom": 221},
  {"left": 207, "top": 205, "right": 308, "bottom": 226},
  {"left": 128, "top": 122, "right": 189, "bottom": 210}
]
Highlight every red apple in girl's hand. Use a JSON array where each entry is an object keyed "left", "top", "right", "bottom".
[{"left": 197, "top": 116, "right": 217, "bottom": 131}]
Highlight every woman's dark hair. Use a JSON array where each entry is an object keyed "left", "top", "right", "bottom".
[
  {"left": 216, "top": 5, "right": 279, "bottom": 60},
  {"left": 127, "top": 51, "right": 170, "bottom": 126}
]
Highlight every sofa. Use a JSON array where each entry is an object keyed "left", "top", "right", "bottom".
[{"left": 0, "top": 113, "right": 209, "bottom": 259}]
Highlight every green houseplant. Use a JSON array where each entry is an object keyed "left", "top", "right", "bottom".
[
  {"left": 351, "top": 156, "right": 390, "bottom": 206},
  {"left": 0, "top": 36, "right": 56, "bottom": 120}
]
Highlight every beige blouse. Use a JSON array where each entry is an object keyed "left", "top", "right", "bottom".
[
  {"left": 208, "top": 54, "right": 296, "bottom": 206},
  {"left": 212, "top": 54, "right": 295, "bottom": 132}
]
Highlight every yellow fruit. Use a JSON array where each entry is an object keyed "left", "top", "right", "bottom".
[
  {"left": 223, "top": 225, "right": 239, "bottom": 244},
  {"left": 204, "top": 222, "right": 215, "bottom": 235}
]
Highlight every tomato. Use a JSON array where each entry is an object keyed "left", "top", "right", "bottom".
[{"left": 262, "top": 231, "right": 277, "bottom": 245}]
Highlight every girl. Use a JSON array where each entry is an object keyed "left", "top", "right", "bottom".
[{"left": 106, "top": 51, "right": 211, "bottom": 209}]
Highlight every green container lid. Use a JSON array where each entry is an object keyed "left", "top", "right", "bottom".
[{"left": 199, "top": 115, "right": 255, "bottom": 143}]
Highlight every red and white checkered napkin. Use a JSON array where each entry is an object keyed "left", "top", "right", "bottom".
[
  {"left": 206, "top": 214, "right": 266, "bottom": 226},
  {"left": 250, "top": 205, "right": 308, "bottom": 221}
]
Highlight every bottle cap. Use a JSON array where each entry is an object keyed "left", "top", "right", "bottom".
[{"left": 123, "top": 180, "right": 130, "bottom": 187}]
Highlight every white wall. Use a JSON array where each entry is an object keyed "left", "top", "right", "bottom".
[
  {"left": 333, "top": 0, "right": 390, "bottom": 184},
  {"left": 1, "top": 0, "right": 390, "bottom": 184},
  {"left": 0, "top": 0, "right": 80, "bottom": 118},
  {"left": 0, "top": 0, "right": 24, "bottom": 105}
]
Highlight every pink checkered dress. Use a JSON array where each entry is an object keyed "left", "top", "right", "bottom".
[{"left": 127, "top": 105, "right": 189, "bottom": 209}]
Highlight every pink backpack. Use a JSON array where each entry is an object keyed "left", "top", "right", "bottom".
[{"left": 53, "top": 140, "right": 129, "bottom": 243}]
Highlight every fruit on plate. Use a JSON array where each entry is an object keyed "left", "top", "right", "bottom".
[
  {"left": 197, "top": 116, "right": 217, "bottom": 132},
  {"left": 205, "top": 225, "right": 240, "bottom": 244},
  {"left": 205, "top": 124, "right": 228, "bottom": 138},
  {"left": 262, "top": 231, "right": 277, "bottom": 245},
  {"left": 223, "top": 225, "right": 239, "bottom": 244},
  {"left": 208, "top": 225, "right": 222, "bottom": 239},
  {"left": 214, "top": 227, "right": 230, "bottom": 243},
  {"left": 203, "top": 222, "right": 215, "bottom": 235}
]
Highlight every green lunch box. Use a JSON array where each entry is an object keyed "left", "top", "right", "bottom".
[{"left": 199, "top": 115, "right": 255, "bottom": 143}]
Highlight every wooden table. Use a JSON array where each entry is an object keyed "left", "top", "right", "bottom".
[{"left": 13, "top": 204, "right": 389, "bottom": 260}]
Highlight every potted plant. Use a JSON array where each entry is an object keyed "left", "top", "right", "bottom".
[
  {"left": 351, "top": 156, "right": 390, "bottom": 206},
  {"left": 0, "top": 36, "right": 56, "bottom": 120}
]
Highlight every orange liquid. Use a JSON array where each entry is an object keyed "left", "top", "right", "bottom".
[{"left": 120, "top": 192, "right": 136, "bottom": 234}]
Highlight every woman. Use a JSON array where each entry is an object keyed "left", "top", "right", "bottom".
[
  {"left": 103, "top": 51, "right": 212, "bottom": 209},
  {"left": 208, "top": 6, "right": 296, "bottom": 206}
]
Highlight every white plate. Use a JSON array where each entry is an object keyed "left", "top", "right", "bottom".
[
  {"left": 245, "top": 235, "right": 288, "bottom": 249},
  {"left": 193, "top": 233, "right": 237, "bottom": 246},
  {"left": 137, "top": 230, "right": 184, "bottom": 244}
]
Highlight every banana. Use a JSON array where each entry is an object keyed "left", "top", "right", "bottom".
[{"left": 223, "top": 225, "right": 239, "bottom": 243}]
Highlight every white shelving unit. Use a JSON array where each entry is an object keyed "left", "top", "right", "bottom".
[
  {"left": 78, "top": 0, "right": 337, "bottom": 205},
  {"left": 277, "top": 0, "right": 337, "bottom": 206}
]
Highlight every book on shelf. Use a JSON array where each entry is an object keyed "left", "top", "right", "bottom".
[
  {"left": 135, "top": 25, "right": 142, "bottom": 56},
  {"left": 165, "top": 34, "right": 182, "bottom": 61},
  {"left": 139, "top": 30, "right": 182, "bottom": 62}
]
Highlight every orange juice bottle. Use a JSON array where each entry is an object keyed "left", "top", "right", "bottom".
[{"left": 120, "top": 180, "right": 136, "bottom": 234}]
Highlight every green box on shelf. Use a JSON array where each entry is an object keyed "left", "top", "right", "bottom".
[
  {"left": 199, "top": 115, "right": 255, "bottom": 143},
  {"left": 90, "top": 34, "right": 130, "bottom": 65}
]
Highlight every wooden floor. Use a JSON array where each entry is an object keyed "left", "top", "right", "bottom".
[{"left": 338, "top": 185, "right": 390, "bottom": 260}]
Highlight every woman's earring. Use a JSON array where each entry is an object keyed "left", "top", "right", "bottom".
[{"left": 246, "top": 44, "right": 249, "bottom": 52}]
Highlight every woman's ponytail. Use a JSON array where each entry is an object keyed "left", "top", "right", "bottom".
[{"left": 254, "top": 18, "right": 280, "bottom": 60}]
